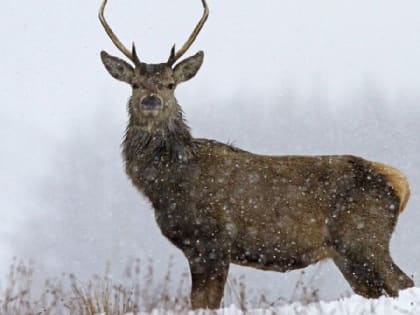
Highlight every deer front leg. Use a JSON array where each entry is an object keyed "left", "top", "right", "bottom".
[{"left": 187, "top": 252, "right": 230, "bottom": 310}]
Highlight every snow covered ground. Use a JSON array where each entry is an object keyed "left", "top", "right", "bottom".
[{"left": 118, "top": 288, "right": 420, "bottom": 315}]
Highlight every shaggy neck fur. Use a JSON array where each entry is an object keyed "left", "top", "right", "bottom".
[{"left": 123, "top": 103, "right": 194, "bottom": 168}]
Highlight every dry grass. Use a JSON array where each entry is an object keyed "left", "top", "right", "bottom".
[
  {"left": 0, "top": 257, "right": 190, "bottom": 315},
  {"left": 0, "top": 258, "right": 321, "bottom": 315}
]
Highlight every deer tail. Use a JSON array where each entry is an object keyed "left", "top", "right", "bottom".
[{"left": 371, "top": 162, "right": 411, "bottom": 213}]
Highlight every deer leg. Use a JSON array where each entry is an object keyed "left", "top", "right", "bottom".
[
  {"left": 333, "top": 254, "right": 383, "bottom": 298},
  {"left": 333, "top": 236, "right": 413, "bottom": 298},
  {"left": 389, "top": 262, "right": 414, "bottom": 292},
  {"left": 330, "top": 188, "right": 414, "bottom": 298},
  {"left": 334, "top": 250, "right": 413, "bottom": 298},
  {"left": 187, "top": 255, "right": 229, "bottom": 309},
  {"left": 363, "top": 252, "right": 414, "bottom": 296},
  {"left": 332, "top": 215, "right": 413, "bottom": 298}
]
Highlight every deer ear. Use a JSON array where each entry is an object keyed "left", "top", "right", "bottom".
[
  {"left": 100, "top": 51, "right": 134, "bottom": 84},
  {"left": 173, "top": 51, "right": 204, "bottom": 84}
]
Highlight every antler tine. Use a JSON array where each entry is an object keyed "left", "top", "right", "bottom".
[
  {"left": 168, "top": 0, "right": 209, "bottom": 66},
  {"left": 99, "top": 0, "right": 134, "bottom": 62}
]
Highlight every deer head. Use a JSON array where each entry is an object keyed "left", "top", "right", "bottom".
[{"left": 99, "top": 0, "right": 208, "bottom": 130}]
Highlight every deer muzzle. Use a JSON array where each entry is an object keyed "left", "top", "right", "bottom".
[{"left": 140, "top": 94, "right": 163, "bottom": 111}]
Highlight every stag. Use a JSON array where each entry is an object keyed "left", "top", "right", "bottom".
[{"left": 99, "top": 0, "right": 414, "bottom": 309}]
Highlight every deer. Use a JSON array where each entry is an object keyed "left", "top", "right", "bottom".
[{"left": 98, "top": 0, "right": 414, "bottom": 309}]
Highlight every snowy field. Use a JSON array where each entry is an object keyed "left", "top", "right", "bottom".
[{"left": 123, "top": 288, "right": 420, "bottom": 315}]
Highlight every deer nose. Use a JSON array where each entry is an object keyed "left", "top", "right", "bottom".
[{"left": 141, "top": 95, "right": 162, "bottom": 109}]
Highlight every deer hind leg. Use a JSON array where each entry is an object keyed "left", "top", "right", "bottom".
[
  {"left": 333, "top": 254, "right": 383, "bottom": 298},
  {"left": 381, "top": 260, "right": 414, "bottom": 295},
  {"left": 330, "top": 193, "right": 413, "bottom": 297},
  {"left": 334, "top": 249, "right": 413, "bottom": 298},
  {"left": 369, "top": 252, "right": 414, "bottom": 296}
]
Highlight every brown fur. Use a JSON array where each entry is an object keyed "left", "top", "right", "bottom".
[
  {"left": 371, "top": 162, "right": 411, "bottom": 213},
  {"left": 100, "top": 27, "right": 414, "bottom": 312}
]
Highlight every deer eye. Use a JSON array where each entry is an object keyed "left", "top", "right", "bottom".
[
  {"left": 167, "top": 83, "right": 175, "bottom": 90},
  {"left": 132, "top": 83, "right": 139, "bottom": 89}
]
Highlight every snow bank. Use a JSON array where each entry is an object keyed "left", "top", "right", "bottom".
[{"left": 119, "top": 287, "right": 420, "bottom": 315}]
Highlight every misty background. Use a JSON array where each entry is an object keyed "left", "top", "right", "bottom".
[{"left": 0, "top": 0, "right": 419, "bottom": 302}]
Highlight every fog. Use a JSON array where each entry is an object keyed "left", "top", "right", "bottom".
[{"left": 1, "top": 0, "right": 419, "bottom": 301}]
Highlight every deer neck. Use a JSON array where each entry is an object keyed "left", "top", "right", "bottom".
[{"left": 123, "top": 109, "right": 193, "bottom": 169}]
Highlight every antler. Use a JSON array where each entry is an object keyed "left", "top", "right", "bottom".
[
  {"left": 99, "top": 0, "right": 140, "bottom": 65},
  {"left": 99, "top": 0, "right": 208, "bottom": 66},
  {"left": 167, "top": 0, "right": 209, "bottom": 66}
]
